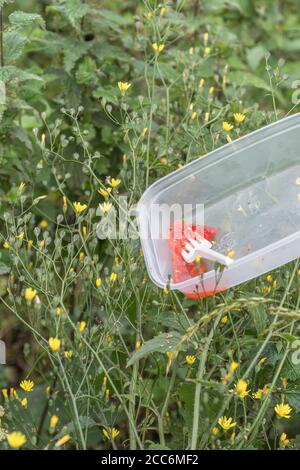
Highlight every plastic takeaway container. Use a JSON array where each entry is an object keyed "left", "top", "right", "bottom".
[{"left": 137, "top": 114, "right": 300, "bottom": 298}]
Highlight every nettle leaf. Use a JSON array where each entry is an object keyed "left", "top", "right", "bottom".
[
  {"left": 76, "top": 56, "right": 97, "bottom": 84},
  {"left": 61, "top": 0, "right": 90, "bottom": 29},
  {"left": 126, "top": 331, "right": 182, "bottom": 367},
  {"left": 63, "top": 38, "right": 88, "bottom": 73},
  {"left": 8, "top": 11, "right": 45, "bottom": 28},
  {"left": 0, "top": 66, "right": 43, "bottom": 83},
  {"left": 4, "top": 31, "right": 27, "bottom": 62}
]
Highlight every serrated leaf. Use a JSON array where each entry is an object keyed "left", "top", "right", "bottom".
[
  {"left": 76, "top": 56, "right": 97, "bottom": 84},
  {"left": 126, "top": 331, "right": 182, "bottom": 367},
  {"left": 0, "top": 66, "right": 43, "bottom": 83},
  {"left": 63, "top": 38, "right": 88, "bottom": 73},
  {"left": 4, "top": 31, "right": 27, "bottom": 62},
  {"left": 8, "top": 11, "right": 45, "bottom": 28},
  {"left": 62, "top": 0, "right": 89, "bottom": 29}
]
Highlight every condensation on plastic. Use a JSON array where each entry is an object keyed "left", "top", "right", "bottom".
[{"left": 137, "top": 114, "right": 300, "bottom": 297}]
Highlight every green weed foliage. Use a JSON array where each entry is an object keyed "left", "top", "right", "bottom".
[{"left": 0, "top": 0, "right": 300, "bottom": 450}]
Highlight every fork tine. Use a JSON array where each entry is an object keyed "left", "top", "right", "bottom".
[{"left": 188, "top": 237, "right": 199, "bottom": 248}]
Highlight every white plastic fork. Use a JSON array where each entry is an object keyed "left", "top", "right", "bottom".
[{"left": 182, "top": 232, "right": 234, "bottom": 267}]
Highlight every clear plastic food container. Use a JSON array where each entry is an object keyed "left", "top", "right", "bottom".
[{"left": 137, "top": 114, "right": 300, "bottom": 298}]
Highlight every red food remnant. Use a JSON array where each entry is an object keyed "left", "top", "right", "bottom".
[{"left": 168, "top": 220, "right": 217, "bottom": 285}]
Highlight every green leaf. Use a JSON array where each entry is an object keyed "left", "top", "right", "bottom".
[
  {"left": 249, "top": 304, "right": 268, "bottom": 336},
  {"left": 9, "top": 11, "right": 45, "bottom": 28},
  {"left": 126, "top": 331, "right": 182, "bottom": 367},
  {"left": 0, "top": 66, "right": 44, "bottom": 83},
  {"left": 0, "top": 262, "right": 10, "bottom": 275},
  {"left": 228, "top": 70, "right": 271, "bottom": 91},
  {"left": 3, "top": 31, "right": 27, "bottom": 62},
  {"left": 62, "top": 0, "right": 90, "bottom": 29},
  {"left": 76, "top": 56, "right": 97, "bottom": 84},
  {"left": 246, "top": 45, "right": 267, "bottom": 70},
  {"left": 63, "top": 38, "right": 88, "bottom": 73}
]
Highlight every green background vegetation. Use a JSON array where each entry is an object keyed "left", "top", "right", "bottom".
[{"left": 0, "top": 0, "right": 300, "bottom": 450}]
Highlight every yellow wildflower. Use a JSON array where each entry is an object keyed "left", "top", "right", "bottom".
[
  {"left": 24, "top": 287, "right": 37, "bottom": 302},
  {"left": 39, "top": 219, "right": 48, "bottom": 229},
  {"left": 186, "top": 355, "right": 196, "bottom": 366},
  {"left": 204, "top": 47, "right": 211, "bottom": 56},
  {"left": 152, "top": 43, "right": 165, "bottom": 53},
  {"left": 98, "top": 187, "right": 112, "bottom": 197},
  {"left": 229, "top": 361, "right": 239, "bottom": 373},
  {"left": 218, "top": 416, "right": 237, "bottom": 431},
  {"left": 212, "top": 427, "right": 219, "bottom": 435},
  {"left": 118, "top": 82, "right": 131, "bottom": 93},
  {"left": 135, "top": 340, "right": 141, "bottom": 350},
  {"left": 191, "top": 111, "right": 198, "bottom": 120},
  {"left": 105, "top": 389, "right": 110, "bottom": 400},
  {"left": 50, "top": 415, "right": 59, "bottom": 429},
  {"left": 258, "top": 357, "right": 267, "bottom": 366},
  {"left": 102, "top": 427, "right": 120, "bottom": 440},
  {"left": 253, "top": 389, "right": 263, "bottom": 400},
  {"left": 18, "top": 182, "right": 26, "bottom": 193},
  {"left": 221, "top": 315, "right": 228, "bottom": 324},
  {"left": 79, "top": 321, "right": 86, "bottom": 332},
  {"left": 63, "top": 196, "right": 67, "bottom": 211},
  {"left": 21, "top": 398, "right": 28, "bottom": 408},
  {"left": 79, "top": 251, "right": 85, "bottom": 261},
  {"left": 64, "top": 350, "right": 73, "bottom": 360},
  {"left": 110, "top": 272, "right": 117, "bottom": 283},
  {"left": 48, "top": 337, "right": 61, "bottom": 352},
  {"left": 280, "top": 432, "right": 289, "bottom": 447},
  {"left": 160, "top": 6, "right": 166, "bottom": 16},
  {"left": 17, "top": 232, "right": 25, "bottom": 241},
  {"left": 7, "top": 431, "right": 27, "bottom": 449},
  {"left": 55, "top": 434, "right": 71, "bottom": 448},
  {"left": 203, "top": 32, "right": 209, "bottom": 45},
  {"left": 281, "top": 377, "right": 288, "bottom": 388},
  {"left": 223, "top": 121, "right": 234, "bottom": 132},
  {"left": 235, "top": 379, "right": 250, "bottom": 398},
  {"left": 199, "top": 78, "right": 205, "bottom": 89},
  {"left": 166, "top": 351, "right": 175, "bottom": 360},
  {"left": 233, "top": 113, "right": 246, "bottom": 124},
  {"left": 96, "top": 278, "right": 102, "bottom": 287},
  {"left": 274, "top": 402, "right": 292, "bottom": 419},
  {"left": 108, "top": 178, "right": 121, "bottom": 189},
  {"left": 73, "top": 202, "right": 87, "bottom": 214},
  {"left": 2, "top": 389, "right": 8, "bottom": 399},
  {"left": 10, "top": 388, "right": 18, "bottom": 399},
  {"left": 3, "top": 241, "right": 10, "bottom": 249},
  {"left": 20, "top": 380, "right": 34, "bottom": 393},
  {"left": 56, "top": 307, "right": 63, "bottom": 316}
]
